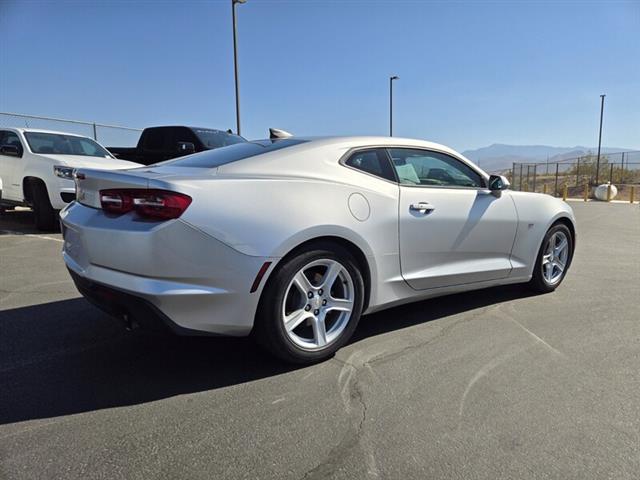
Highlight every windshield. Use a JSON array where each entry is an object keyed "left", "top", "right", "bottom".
[
  {"left": 164, "top": 139, "right": 308, "bottom": 168},
  {"left": 193, "top": 129, "right": 246, "bottom": 149},
  {"left": 24, "top": 132, "right": 113, "bottom": 158}
]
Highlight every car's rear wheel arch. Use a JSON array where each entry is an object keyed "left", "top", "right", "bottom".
[{"left": 262, "top": 236, "right": 371, "bottom": 313}]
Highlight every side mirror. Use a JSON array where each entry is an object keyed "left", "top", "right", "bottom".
[
  {"left": 488, "top": 174, "right": 510, "bottom": 191},
  {"left": 177, "top": 142, "right": 195, "bottom": 155},
  {"left": 0, "top": 144, "right": 21, "bottom": 157}
]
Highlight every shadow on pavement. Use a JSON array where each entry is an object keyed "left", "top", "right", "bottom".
[
  {"left": 0, "top": 284, "right": 535, "bottom": 424},
  {"left": 0, "top": 208, "right": 60, "bottom": 235}
]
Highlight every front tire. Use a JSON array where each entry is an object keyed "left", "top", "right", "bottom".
[
  {"left": 29, "top": 181, "right": 58, "bottom": 231},
  {"left": 529, "top": 223, "right": 573, "bottom": 293},
  {"left": 254, "top": 244, "right": 365, "bottom": 364}
]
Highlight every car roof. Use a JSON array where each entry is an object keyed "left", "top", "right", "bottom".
[
  {"left": 143, "top": 126, "right": 234, "bottom": 133},
  {"left": 7, "top": 127, "right": 90, "bottom": 137},
  {"left": 260, "top": 135, "right": 466, "bottom": 158}
]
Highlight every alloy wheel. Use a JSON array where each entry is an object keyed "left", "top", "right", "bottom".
[
  {"left": 281, "top": 259, "right": 355, "bottom": 350},
  {"left": 542, "top": 231, "right": 569, "bottom": 285}
]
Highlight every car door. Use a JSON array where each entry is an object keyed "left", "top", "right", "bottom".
[
  {"left": 0, "top": 130, "right": 25, "bottom": 200},
  {"left": 389, "top": 148, "right": 518, "bottom": 290}
]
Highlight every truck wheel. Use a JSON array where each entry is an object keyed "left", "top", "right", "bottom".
[{"left": 29, "top": 181, "right": 58, "bottom": 231}]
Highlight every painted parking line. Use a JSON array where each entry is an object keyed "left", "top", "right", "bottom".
[{"left": 0, "top": 230, "right": 64, "bottom": 243}]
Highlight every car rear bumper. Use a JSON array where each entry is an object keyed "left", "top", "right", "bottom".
[
  {"left": 68, "top": 268, "right": 208, "bottom": 335},
  {"left": 61, "top": 202, "right": 275, "bottom": 336}
]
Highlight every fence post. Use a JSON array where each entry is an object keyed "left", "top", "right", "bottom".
[
  {"left": 562, "top": 183, "right": 568, "bottom": 201},
  {"left": 620, "top": 153, "right": 625, "bottom": 183},
  {"left": 609, "top": 163, "right": 614, "bottom": 184},
  {"left": 92, "top": 123, "right": 98, "bottom": 141},
  {"left": 512, "top": 162, "right": 516, "bottom": 189},
  {"left": 532, "top": 165, "right": 537, "bottom": 192},
  {"left": 583, "top": 182, "right": 589, "bottom": 201},
  {"left": 543, "top": 183, "right": 548, "bottom": 194},
  {"left": 630, "top": 186, "right": 635, "bottom": 204},
  {"left": 606, "top": 183, "right": 612, "bottom": 202},
  {"left": 576, "top": 158, "right": 580, "bottom": 186},
  {"left": 554, "top": 163, "right": 559, "bottom": 197},
  {"left": 519, "top": 164, "right": 523, "bottom": 191}
]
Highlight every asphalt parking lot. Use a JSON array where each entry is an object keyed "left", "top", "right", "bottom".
[{"left": 1, "top": 202, "right": 639, "bottom": 479}]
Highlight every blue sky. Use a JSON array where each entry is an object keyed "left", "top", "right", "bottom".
[{"left": 1, "top": 0, "right": 638, "bottom": 151}]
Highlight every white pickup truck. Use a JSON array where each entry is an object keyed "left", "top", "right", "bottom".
[{"left": 0, "top": 128, "right": 140, "bottom": 230}]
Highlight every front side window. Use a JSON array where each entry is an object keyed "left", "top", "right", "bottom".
[
  {"left": 0, "top": 131, "right": 24, "bottom": 157},
  {"left": 24, "top": 132, "right": 112, "bottom": 158},
  {"left": 388, "top": 148, "right": 483, "bottom": 188},
  {"left": 344, "top": 149, "right": 396, "bottom": 182}
]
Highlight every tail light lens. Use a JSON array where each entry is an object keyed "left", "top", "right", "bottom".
[{"left": 99, "top": 189, "right": 192, "bottom": 220}]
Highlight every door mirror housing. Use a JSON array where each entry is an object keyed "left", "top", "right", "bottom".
[
  {"left": 177, "top": 142, "right": 195, "bottom": 155},
  {"left": 488, "top": 174, "right": 510, "bottom": 191},
  {"left": 0, "top": 144, "right": 21, "bottom": 157}
]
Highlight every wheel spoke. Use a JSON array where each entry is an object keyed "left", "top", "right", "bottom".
[
  {"left": 544, "top": 262, "right": 553, "bottom": 280},
  {"left": 320, "top": 262, "right": 342, "bottom": 291},
  {"left": 292, "top": 271, "right": 314, "bottom": 295},
  {"left": 326, "top": 297, "right": 353, "bottom": 313},
  {"left": 554, "top": 258, "right": 565, "bottom": 272},
  {"left": 546, "top": 233, "right": 557, "bottom": 255},
  {"left": 310, "top": 313, "right": 328, "bottom": 347},
  {"left": 554, "top": 238, "right": 568, "bottom": 255},
  {"left": 284, "top": 309, "right": 311, "bottom": 332}
]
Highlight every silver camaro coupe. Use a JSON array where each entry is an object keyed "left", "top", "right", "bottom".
[{"left": 61, "top": 136, "right": 575, "bottom": 363}]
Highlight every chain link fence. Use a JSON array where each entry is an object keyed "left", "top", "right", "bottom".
[
  {"left": 0, "top": 112, "right": 142, "bottom": 147},
  {"left": 501, "top": 151, "right": 640, "bottom": 202}
]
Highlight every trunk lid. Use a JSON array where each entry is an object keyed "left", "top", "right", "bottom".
[{"left": 74, "top": 166, "right": 215, "bottom": 208}]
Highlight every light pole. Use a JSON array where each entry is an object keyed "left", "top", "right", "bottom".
[
  {"left": 595, "top": 94, "right": 605, "bottom": 185},
  {"left": 389, "top": 75, "right": 399, "bottom": 136},
  {"left": 232, "top": 0, "right": 246, "bottom": 136}
]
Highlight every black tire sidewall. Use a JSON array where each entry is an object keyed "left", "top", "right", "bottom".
[
  {"left": 30, "top": 181, "right": 57, "bottom": 231},
  {"left": 255, "top": 245, "right": 365, "bottom": 364}
]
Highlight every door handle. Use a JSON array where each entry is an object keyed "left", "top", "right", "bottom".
[{"left": 409, "top": 202, "right": 435, "bottom": 214}]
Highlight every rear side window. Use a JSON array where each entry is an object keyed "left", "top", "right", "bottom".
[
  {"left": 344, "top": 149, "right": 395, "bottom": 182},
  {"left": 164, "top": 139, "right": 308, "bottom": 168}
]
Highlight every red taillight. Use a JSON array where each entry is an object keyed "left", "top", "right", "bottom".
[{"left": 99, "top": 189, "right": 192, "bottom": 220}]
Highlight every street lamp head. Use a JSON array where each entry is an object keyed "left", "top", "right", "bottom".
[
  {"left": 390, "top": 75, "right": 399, "bottom": 80},
  {"left": 233, "top": 0, "right": 247, "bottom": 4}
]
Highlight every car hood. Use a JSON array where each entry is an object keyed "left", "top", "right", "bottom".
[{"left": 38, "top": 154, "right": 141, "bottom": 170}]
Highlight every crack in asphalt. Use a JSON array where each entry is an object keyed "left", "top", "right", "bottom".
[
  {"left": 301, "top": 359, "right": 368, "bottom": 480},
  {"left": 299, "top": 302, "right": 513, "bottom": 479}
]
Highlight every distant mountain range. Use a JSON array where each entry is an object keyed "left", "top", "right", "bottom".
[{"left": 462, "top": 144, "right": 633, "bottom": 172}]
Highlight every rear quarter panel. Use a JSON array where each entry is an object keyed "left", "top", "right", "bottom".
[{"left": 161, "top": 171, "right": 405, "bottom": 309}]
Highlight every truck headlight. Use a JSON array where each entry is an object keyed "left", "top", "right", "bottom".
[{"left": 54, "top": 166, "right": 75, "bottom": 179}]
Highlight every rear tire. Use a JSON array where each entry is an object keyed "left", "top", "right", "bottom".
[
  {"left": 29, "top": 181, "right": 58, "bottom": 231},
  {"left": 529, "top": 223, "right": 573, "bottom": 293},
  {"left": 254, "top": 243, "right": 365, "bottom": 364}
]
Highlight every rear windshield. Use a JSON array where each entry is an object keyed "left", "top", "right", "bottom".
[
  {"left": 193, "top": 129, "right": 246, "bottom": 148},
  {"left": 164, "top": 139, "right": 308, "bottom": 168}
]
